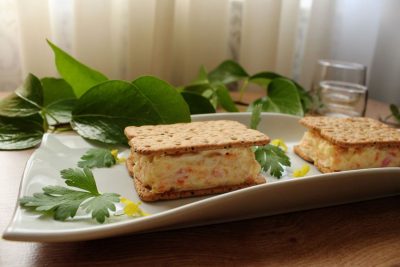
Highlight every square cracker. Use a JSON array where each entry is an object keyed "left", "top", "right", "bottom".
[
  {"left": 124, "top": 120, "right": 270, "bottom": 155},
  {"left": 299, "top": 116, "right": 400, "bottom": 147}
]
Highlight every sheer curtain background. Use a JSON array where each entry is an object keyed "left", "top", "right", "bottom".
[{"left": 1, "top": 0, "right": 399, "bottom": 105}]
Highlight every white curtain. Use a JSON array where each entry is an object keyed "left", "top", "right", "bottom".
[{"left": 1, "top": 0, "right": 399, "bottom": 104}]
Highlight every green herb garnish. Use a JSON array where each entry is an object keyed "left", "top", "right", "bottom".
[
  {"left": 19, "top": 168, "right": 120, "bottom": 223},
  {"left": 78, "top": 148, "right": 116, "bottom": 169},
  {"left": 250, "top": 105, "right": 291, "bottom": 178},
  {"left": 254, "top": 145, "right": 291, "bottom": 178}
]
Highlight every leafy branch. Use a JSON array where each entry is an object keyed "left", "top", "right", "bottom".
[
  {"left": 0, "top": 42, "right": 191, "bottom": 149},
  {"left": 182, "top": 60, "right": 312, "bottom": 116},
  {"left": 0, "top": 40, "right": 312, "bottom": 150}
]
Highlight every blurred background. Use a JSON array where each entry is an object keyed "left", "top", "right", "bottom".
[{"left": 1, "top": 0, "right": 399, "bottom": 105}]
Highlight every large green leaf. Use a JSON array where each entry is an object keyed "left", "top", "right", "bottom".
[
  {"left": 0, "top": 114, "right": 44, "bottom": 150},
  {"left": 181, "top": 92, "right": 216, "bottom": 114},
  {"left": 248, "top": 78, "right": 303, "bottom": 116},
  {"left": 47, "top": 40, "right": 108, "bottom": 98},
  {"left": 215, "top": 84, "right": 239, "bottom": 112},
  {"left": 72, "top": 78, "right": 190, "bottom": 145},
  {"left": 41, "top": 77, "right": 76, "bottom": 105},
  {"left": 132, "top": 76, "right": 190, "bottom": 124},
  {"left": 0, "top": 74, "right": 43, "bottom": 117},
  {"left": 41, "top": 78, "right": 77, "bottom": 125},
  {"left": 208, "top": 60, "right": 249, "bottom": 84},
  {"left": 183, "top": 83, "right": 212, "bottom": 95},
  {"left": 249, "top": 72, "right": 281, "bottom": 87},
  {"left": 250, "top": 72, "right": 312, "bottom": 113}
]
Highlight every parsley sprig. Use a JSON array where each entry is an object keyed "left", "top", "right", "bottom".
[
  {"left": 19, "top": 167, "right": 120, "bottom": 223},
  {"left": 254, "top": 145, "right": 290, "bottom": 178},
  {"left": 78, "top": 148, "right": 116, "bottom": 168},
  {"left": 78, "top": 148, "right": 126, "bottom": 169},
  {"left": 250, "top": 104, "right": 291, "bottom": 178}
]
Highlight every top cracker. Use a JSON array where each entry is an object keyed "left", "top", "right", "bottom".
[
  {"left": 300, "top": 116, "right": 400, "bottom": 147},
  {"left": 124, "top": 120, "right": 270, "bottom": 155}
]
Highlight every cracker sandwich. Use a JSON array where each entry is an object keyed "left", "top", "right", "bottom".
[
  {"left": 294, "top": 117, "right": 400, "bottom": 173},
  {"left": 124, "top": 120, "right": 270, "bottom": 201}
]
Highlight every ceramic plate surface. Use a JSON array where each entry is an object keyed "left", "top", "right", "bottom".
[{"left": 3, "top": 113, "right": 400, "bottom": 242}]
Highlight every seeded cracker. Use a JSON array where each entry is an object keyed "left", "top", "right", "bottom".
[
  {"left": 125, "top": 120, "right": 269, "bottom": 155},
  {"left": 299, "top": 117, "right": 400, "bottom": 147}
]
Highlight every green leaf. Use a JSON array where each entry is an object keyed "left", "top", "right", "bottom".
[
  {"left": 44, "top": 99, "right": 77, "bottom": 125},
  {"left": 250, "top": 72, "right": 312, "bottom": 113},
  {"left": 20, "top": 168, "right": 121, "bottom": 223},
  {"left": 41, "top": 78, "right": 77, "bottom": 125},
  {"left": 248, "top": 78, "right": 303, "bottom": 116},
  {"left": 20, "top": 186, "right": 92, "bottom": 220},
  {"left": 249, "top": 72, "right": 281, "bottom": 87},
  {"left": 132, "top": 76, "right": 191, "bottom": 124},
  {"left": 192, "top": 65, "right": 209, "bottom": 85},
  {"left": 183, "top": 83, "right": 212, "bottom": 95},
  {"left": 215, "top": 84, "right": 239, "bottom": 112},
  {"left": 72, "top": 79, "right": 190, "bottom": 145},
  {"left": 250, "top": 104, "right": 262, "bottom": 130},
  {"left": 297, "top": 88, "right": 313, "bottom": 113},
  {"left": 0, "top": 114, "right": 44, "bottom": 150},
  {"left": 60, "top": 168, "right": 99, "bottom": 195},
  {"left": 268, "top": 79, "right": 303, "bottom": 116},
  {"left": 81, "top": 193, "right": 120, "bottom": 223},
  {"left": 290, "top": 80, "right": 312, "bottom": 113},
  {"left": 0, "top": 74, "right": 43, "bottom": 117},
  {"left": 78, "top": 148, "right": 116, "bottom": 169},
  {"left": 47, "top": 40, "right": 108, "bottom": 98},
  {"left": 201, "top": 88, "right": 218, "bottom": 110},
  {"left": 390, "top": 104, "right": 400, "bottom": 123},
  {"left": 255, "top": 144, "right": 290, "bottom": 178},
  {"left": 41, "top": 77, "right": 76, "bottom": 104},
  {"left": 181, "top": 92, "right": 216, "bottom": 114},
  {"left": 208, "top": 60, "right": 249, "bottom": 84}
]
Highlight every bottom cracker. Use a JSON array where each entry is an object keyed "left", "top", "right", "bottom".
[{"left": 294, "top": 145, "right": 336, "bottom": 173}]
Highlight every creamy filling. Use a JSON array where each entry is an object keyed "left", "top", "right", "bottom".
[
  {"left": 298, "top": 130, "right": 400, "bottom": 171},
  {"left": 132, "top": 147, "right": 261, "bottom": 193}
]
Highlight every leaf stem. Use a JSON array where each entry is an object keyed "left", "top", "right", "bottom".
[
  {"left": 40, "top": 110, "right": 49, "bottom": 132},
  {"left": 238, "top": 78, "right": 249, "bottom": 102},
  {"left": 383, "top": 114, "right": 393, "bottom": 122}
]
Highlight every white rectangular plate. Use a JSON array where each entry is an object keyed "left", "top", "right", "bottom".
[{"left": 3, "top": 113, "right": 400, "bottom": 242}]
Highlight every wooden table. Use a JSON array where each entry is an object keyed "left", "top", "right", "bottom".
[{"left": 1, "top": 92, "right": 399, "bottom": 266}]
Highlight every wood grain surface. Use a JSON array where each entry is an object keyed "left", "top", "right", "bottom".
[{"left": 1, "top": 91, "right": 399, "bottom": 267}]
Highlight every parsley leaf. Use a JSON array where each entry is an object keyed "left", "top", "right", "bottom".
[
  {"left": 19, "top": 168, "right": 120, "bottom": 223},
  {"left": 255, "top": 144, "right": 291, "bottom": 178},
  {"left": 250, "top": 104, "right": 291, "bottom": 178},
  {"left": 78, "top": 148, "right": 116, "bottom": 169},
  {"left": 81, "top": 193, "right": 120, "bottom": 223},
  {"left": 60, "top": 167, "right": 99, "bottom": 194}
]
